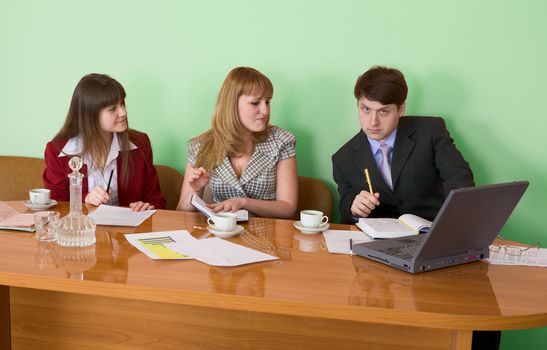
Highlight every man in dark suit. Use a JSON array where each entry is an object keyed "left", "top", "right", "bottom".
[
  {"left": 332, "top": 66, "right": 475, "bottom": 224},
  {"left": 332, "top": 66, "right": 498, "bottom": 350}
]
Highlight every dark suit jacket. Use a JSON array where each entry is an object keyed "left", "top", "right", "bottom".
[
  {"left": 332, "top": 116, "right": 474, "bottom": 224},
  {"left": 43, "top": 130, "right": 166, "bottom": 209}
]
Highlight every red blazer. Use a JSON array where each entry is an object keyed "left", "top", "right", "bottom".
[{"left": 43, "top": 130, "right": 166, "bottom": 209}]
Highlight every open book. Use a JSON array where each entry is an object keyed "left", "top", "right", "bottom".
[
  {"left": 191, "top": 194, "right": 248, "bottom": 222},
  {"left": 0, "top": 201, "right": 35, "bottom": 232},
  {"left": 356, "top": 214, "right": 432, "bottom": 239}
]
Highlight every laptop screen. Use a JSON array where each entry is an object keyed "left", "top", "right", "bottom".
[{"left": 414, "top": 181, "right": 529, "bottom": 261}]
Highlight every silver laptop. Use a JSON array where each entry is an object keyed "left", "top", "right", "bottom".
[{"left": 352, "top": 181, "right": 529, "bottom": 273}]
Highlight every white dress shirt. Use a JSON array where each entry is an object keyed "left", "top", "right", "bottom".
[{"left": 59, "top": 133, "right": 137, "bottom": 206}]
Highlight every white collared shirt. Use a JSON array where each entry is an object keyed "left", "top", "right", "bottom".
[{"left": 59, "top": 133, "right": 137, "bottom": 206}]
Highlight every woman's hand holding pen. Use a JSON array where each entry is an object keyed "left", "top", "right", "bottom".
[
  {"left": 85, "top": 186, "right": 112, "bottom": 206},
  {"left": 85, "top": 169, "right": 115, "bottom": 206},
  {"left": 188, "top": 167, "right": 210, "bottom": 192},
  {"left": 351, "top": 191, "right": 380, "bottom": 218}
]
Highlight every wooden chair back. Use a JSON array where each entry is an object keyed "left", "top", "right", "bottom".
[
  {"left": 154, "top": 164, "right": 184, "bottom": 210},
  {"left": 0, "top": 156, "right": 45, "bottom": 201}
]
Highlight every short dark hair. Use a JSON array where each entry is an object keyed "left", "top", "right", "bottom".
[{"left": 354, "top": 66, "right": 408, "bottom": 107}]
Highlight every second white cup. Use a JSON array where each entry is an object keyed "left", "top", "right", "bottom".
[
  {"left": 300, "top": 210, "right": 328, "bottom": 228},
  {"left": 29, "top": 188, "right": 51, "bottom": 205},
  {"left": 208, "top": 212, "right": 238, "bottom": 231}
]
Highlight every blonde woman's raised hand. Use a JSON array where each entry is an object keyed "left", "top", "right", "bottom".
[{"left": 188, "top": 167, "right": 210, "bottom": 192}]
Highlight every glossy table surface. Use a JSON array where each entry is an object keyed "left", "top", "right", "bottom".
[{"left": 1, "top": 201, "right": 546, "bottom": 331}]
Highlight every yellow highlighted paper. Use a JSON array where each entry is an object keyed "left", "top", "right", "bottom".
[{"left": 142, "top": 242, "right": 187, "bottom": 259}]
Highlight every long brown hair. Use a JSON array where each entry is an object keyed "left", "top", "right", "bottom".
[
  {"left": 194, "top": 67, "right": 273, "bottom": 172},
  {"left": 55, "top": 73, "right": 132, "bottom": 186}
]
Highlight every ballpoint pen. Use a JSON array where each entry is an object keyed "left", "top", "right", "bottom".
[{"left": 106, "top": 169, "right": 114, "bottom": 192}]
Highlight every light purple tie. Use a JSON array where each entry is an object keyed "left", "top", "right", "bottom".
[{"left": 379, "top": 143, "right": 393, "bottom": 190}]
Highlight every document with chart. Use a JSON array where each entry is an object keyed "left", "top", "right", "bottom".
[
  {"left": 166, "top": 237, "right": 278, "bottom": 266},
  {"left": 124, "top": 230, "right": 194, "bottom": 259}
]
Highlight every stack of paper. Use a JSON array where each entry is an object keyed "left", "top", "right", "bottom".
[{"left": 0, "top": 201, "right": 35, "bottom": 232}]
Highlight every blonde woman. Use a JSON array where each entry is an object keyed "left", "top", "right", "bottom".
[{"left": 177, "top": 67, "right": 297, "bottom": 219}]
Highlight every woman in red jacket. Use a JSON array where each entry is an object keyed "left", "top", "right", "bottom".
[{"left": 43, "top": 73, "right": 165, "bottom": 211}]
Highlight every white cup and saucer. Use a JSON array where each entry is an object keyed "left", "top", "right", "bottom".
[
  {"left": 24, "top": 189, "right": 58, "bottom": 211},
  {"left": 293, "top": 210, "right": 329, "bottom": 234},
  {"left": 207, "top": 213, "right": 244, "bottom": 238}
]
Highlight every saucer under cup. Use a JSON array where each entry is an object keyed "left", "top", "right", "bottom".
[
  {"left": 23, "top": 199, "right": 58, "bottom": 211},
  {"left": 293, "top": 221, "right": 330, "bottom": 234},
  {"left": 207, "top": 224, "right": 244, "bottom": 238}
]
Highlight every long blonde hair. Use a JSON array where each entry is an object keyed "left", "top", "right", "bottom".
[{"left": 194, "top": 67, "right": 273, "bottom": 172}]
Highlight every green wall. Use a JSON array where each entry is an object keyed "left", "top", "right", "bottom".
[{"left": 1, "top": 1, "right": 545, "bottom": 347}]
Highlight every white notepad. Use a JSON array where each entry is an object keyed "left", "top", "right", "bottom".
[
  {"left": 191, "top": 194, "right": 248, "bottom": 221},
  {"left": 356, "top": 214, "right": 432, "bottom": 239},
  {"left": 323, "top": 230, "right": 373, "bottom": 255}
]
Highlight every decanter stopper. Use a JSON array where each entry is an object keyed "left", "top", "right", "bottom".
[{"left": 68, "top": 156, "right": 83, "bottom": 173}]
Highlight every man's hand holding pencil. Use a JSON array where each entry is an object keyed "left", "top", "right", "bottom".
[{"left": 350, "top": 168, "right": 380, "bottom": 218}]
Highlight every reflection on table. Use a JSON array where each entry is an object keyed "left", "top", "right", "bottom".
[{"left": 1, "top": 201, "right": 546, "bottom": 350}]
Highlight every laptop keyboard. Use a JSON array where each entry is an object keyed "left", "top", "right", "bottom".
[{"left": 379, "top": 243, "right": 419, "bottom": 260}]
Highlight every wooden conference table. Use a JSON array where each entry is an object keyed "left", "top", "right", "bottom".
[{"left": 1, "top": 202, "right": 546, "bottom": 350}]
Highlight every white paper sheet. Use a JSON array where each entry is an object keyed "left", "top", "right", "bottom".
[
  {"left": 323, "top": 230, "right": 374, "bottom": 255},
  {"left": 124, "top": 230, "right": 195, "bottom": 260},
  {"left": 487, "top": 247, "right": 547, "bottom": 267},
  {"left": 191, "top": 194, "right": 248, "bottom": 221},
  {"left": 166, "top": 237, "right": 278, "bottom": 266},
  {"left": 88, "top": 205, "right": 155, "bottom": 226}
]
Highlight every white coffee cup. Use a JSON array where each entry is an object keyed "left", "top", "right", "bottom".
[
  {"left": 300, "top": 210, "right": 328, "bottom": 228},
  {"left": 29, "top": 189, "right": 51, "bottom": 205},
  {"left": 207, "top": 212, "right": 237, "bottom": 232}
]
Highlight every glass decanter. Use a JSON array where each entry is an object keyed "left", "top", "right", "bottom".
[{"left": 56, "top": 156, "right": 96, "bottom": 247}]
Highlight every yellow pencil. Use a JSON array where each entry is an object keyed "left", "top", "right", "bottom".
[{"left": 364, "top": 168, "right": 374, "bottom": 194}]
